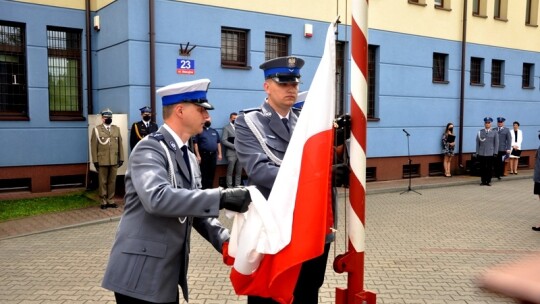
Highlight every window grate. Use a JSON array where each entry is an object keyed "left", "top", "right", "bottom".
[
  {"left": 0, "top": 21, "right": 28, "bottom": 118},
  {"left": 470, "top": 57, "right": 483, "bottom": 85},
  {"left": 491, "top": 59, "right": 504, "bottom": 86},
  {"left": 221, "top": 28, "right": 247, "bottom": 67},
  {"left": 47, "top": 26, "right": 82, "bottom": 118},
  {"left": 265, "top": 33, "right": 288, "bottom": 61}
]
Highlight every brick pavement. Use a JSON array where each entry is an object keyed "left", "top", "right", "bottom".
[{"left": 0, "top": 172, "right": 538, "bottom": 303}]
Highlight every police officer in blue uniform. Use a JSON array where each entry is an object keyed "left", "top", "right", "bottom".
[
  {"left": 235, "top": 56, "right": 346, "bottom": 304},
  {"left": 476, "top": 117, "right": 499, "bottom": 186},
  {"left": 193, "top": 116, "right": 222, "bottom": 189},
  {"left": 130, "top": 106, "right": 158, "bottom": 151}
]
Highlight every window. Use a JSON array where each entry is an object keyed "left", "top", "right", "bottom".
[
  {"left": 0, "top": 21, "right": 28, "bottom": 120},
  {"left": 435, "top": 0, "right": 443, "bottom": 6},
  {"left": 522, "top": 63, "right": 534, "bottom": 88},
  {"left": 221, "top": 27, "right": 248, "bottom": 68},
  {"left": 494, "top": 0, "right": 508, "bottom": 20},
  {"left": 473, "top": 0, "right": 487, "bottom": 17},
  {"left": 491, "top": 59, "right": 505, "bottom": 86},
  {"left": 367, "top": 45, "right": 378, "bottom": 119},
  {"left": 408, "top": 0, "right": 426, "bottom": 5},
  {"left": 432, "top": 52, "right": 448, "bottom": 83},
  {"left": 470, "top": 57, "right": 484, "bottom": 85},
  {"left": 264, "top": 33, "right": 288, "bottom": 61},
  {"left": 47, "top": 26, "right": 83, "bottom": 119},
  {"left": 435, "top": 0, "right": 451, "bottom": 10},
  {"left": 526, "top": 0, "right": 539, "bottom": 26}
]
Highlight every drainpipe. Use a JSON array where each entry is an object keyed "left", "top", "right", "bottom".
[
  {"left": 458, "top": 0, "right": 468, "bottom": 169},
  {"left": 149, "top": 0, "right": 156, "bottom": 119},
  {"left": 85, "top": 0, "right": 94, "bottom": 115}
]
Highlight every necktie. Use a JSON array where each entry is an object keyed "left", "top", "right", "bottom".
[
  {"left": 181, "top": 145, "right": 191, "bottom": 178},
  {"left": 281, "top": 118, "right": 290, "bottom": 133}
]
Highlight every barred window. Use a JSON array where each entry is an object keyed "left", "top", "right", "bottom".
[
  {"left": 470, "top": 57, "right": 484, "bottom": 85},
  {"left": 367, "top": 45, "right": 378, "bottom": 119},
  {"left": 265, "top": 33, "right": 288, "bottom": 61},
  {"left": 432, "top": 52, "right": 448, "bottom": 83},
  {"left": 0, "top": 21, "right": 28, "bottom": 120},
  {"left": 522, "top": 63, "right": 534, "bottom": 88},
  {"left": 221, "top": 27, "right": 248, "bottom": 67},
  {"left": 491, "top": 59, "right": 504, "bottom": 86},
  {"left": 47, "top": 26, "right": 83, "bottom": 119}
]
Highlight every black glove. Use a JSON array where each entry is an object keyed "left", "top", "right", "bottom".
[
  {"left": 94, "top": 162, "right": 99, "bottom": 170},
  {"left": 334, "top": 114, "right": 351, "bottom": 146},
  {"left": 117, "top": 161, "right": 124, "bottom": 168},
  {"left": 332, "top": 164, "right": 350, "bottom": 188},
  {"left": 220, "top": 187, "right": 251, "bottom": 213}
]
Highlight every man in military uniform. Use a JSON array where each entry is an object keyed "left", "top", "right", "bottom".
[
  {"left": 234, "top": 56, "right": 347, "bottom": 303},
  {"left": 102, "top": 79, "right": 251, "bottom": 303},
  {"left": 129, "top": 106, "right": 158, "bottom": 151},
  {"left": 91, "top": 108, "right": 125, "bottom": 209},
  {"left": 493, "top": 116, "right": 512, "bottom": 179},
  {"left": 476, "top": 117, "right": 499, "bottom": 186},
  {"left": 221, "top": 112, "right": 242, "bottom": 188}
]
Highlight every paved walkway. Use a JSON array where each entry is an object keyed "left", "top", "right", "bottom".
[{"left": 0, "top": 171, "right": 538, "bottom": 303}]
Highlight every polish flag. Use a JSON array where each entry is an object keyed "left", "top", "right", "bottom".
[{"left": 228, "top": 21, "right": 337, "bottom": 303}]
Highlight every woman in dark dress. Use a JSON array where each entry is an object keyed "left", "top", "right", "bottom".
[{"left": 442, "top": 122, "right": 456, "bottom": 177}]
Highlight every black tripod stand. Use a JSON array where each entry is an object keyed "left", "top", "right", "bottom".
[{"left": 400, "top": 129, "right": 421, "bottom": 195}]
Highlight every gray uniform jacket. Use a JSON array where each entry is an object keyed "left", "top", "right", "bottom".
[
  {"left": 476, "top": 129, "right": 499, "bottom": 156},
  {"left": 534, "top": 146, "right": 540, "bottom": 183},
  {"left": 494, "top": 126, "right": 512, "bottom": 152},
  {"left": 221, "top": 123, "right": 237, "bottom": 158},
  {"left": 102, "top": 126, "right": 229, "bottom": 303},
  {"left": 234, "top": 101, "right": 298, "bottom": 199}
]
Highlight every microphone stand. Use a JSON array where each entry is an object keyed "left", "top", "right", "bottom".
[{"left": 400, "top": 129, "right": 421, "bottom": 195}]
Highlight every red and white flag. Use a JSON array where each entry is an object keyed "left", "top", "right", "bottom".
[{"left": 228, "top": 21, "right": 337, "bottom": 303}]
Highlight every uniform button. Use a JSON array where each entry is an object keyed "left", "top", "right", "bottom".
[{"left": 141, "top": 247, "right": 147, "bottom": 252}]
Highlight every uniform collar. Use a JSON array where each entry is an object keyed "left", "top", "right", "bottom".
[{"left": 163, "top": 123, "right": 189, "bottom": 148}]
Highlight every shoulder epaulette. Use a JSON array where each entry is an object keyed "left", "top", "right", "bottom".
[{"left": 149, "top": 132, "right": 164, "bottom": 141}]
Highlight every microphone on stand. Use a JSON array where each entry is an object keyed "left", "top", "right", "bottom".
[{"left": 402, "top": 129, "right": 410, "bottom": 136}]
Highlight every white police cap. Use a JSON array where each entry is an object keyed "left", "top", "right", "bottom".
[{"left": 156, "top": 79, "right": 214, "bottom": 110}]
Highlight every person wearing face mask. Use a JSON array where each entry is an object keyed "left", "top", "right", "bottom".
[
  {"left": 129, "top": 106, "right": 158, "bottom": 151},
  {"left": 442, "top": 122, "right": 456, "bottom": 177},
  {"left": 192, "top": 116, "right": 222, "bottom": 189},
  {"left": 90, "top": 108, "right": 125, "bottom": 209},
  {"left": 221, "top": 112, "right": 243, "bottom": 188}
]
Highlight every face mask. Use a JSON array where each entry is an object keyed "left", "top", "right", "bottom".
[
  {"left": 104, "top": 118, "right": 112, "bottom": 125},
  {"left": 142, "top": 115, "right": 151, "bottom": 122},
  {"left": 204, "top": 121, "right": 211, "bottom": 128},
  {"left": 448, "top": 127, "right": 453, "bottom": 132},
  {"left": 231, "top": 120, "right": 235, "bottom": 125}
]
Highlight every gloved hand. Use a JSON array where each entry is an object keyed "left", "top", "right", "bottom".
[
  {"left": 117, "top": 160, "right": 124, "bottom": 168},
  {"left": 334, "top": 114, "right": 351, "bottom": 146},
  {"left": 332, "top": 164, "right": 350, "bottom": 188},
  {"left": 94, "top": 162, "right": 99, "bottom": 170},
  {"left": 220, "top": 187, "right": 251, "bottom": 213},
  {"left": 222, "top": 241, "right": 235, "bottom": 266}
]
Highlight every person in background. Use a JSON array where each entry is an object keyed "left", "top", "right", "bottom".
[
  {"left": 494, "top": 117, "right": 512, "bottom": 179},
  {"left": 476, "top": 117, "right": 499, "bottom": 186},
  {"left": 221, "top": 112, "right": 242, "bottom": 188},
  {"left": 101, "top": 79, "right": 251, "bottom": 303},
  {"left": 531, "top": 131, "right": 540, "bottom": 231},
  {"left": 442, "top": 122, "right": 456, "bottom": 177},
  {"left": 91, "top": 108, "right": 124, "bottom": 209},
  {"left": 130, "top": 106, "right": 158, "bottom": 151},
  {"left": 193, "top": 116, "right": 222, "bottom": 189},
  {"left": 508, "top": 121, "right": 523, "bottom": 175}
]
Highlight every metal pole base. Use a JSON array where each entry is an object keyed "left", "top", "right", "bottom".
[{"left": 336, "top": 288, "right": 377, "bottom": 304}]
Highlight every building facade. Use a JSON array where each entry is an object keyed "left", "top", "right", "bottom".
[{"left": 1, "top": 0, "right": 539, "bottom": 192}]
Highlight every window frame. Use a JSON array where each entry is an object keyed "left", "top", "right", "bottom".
[
  {"left": 221, "top": 27, "right": 249, "bottom": 69},
  {"left": 432, "top": 52, "right": 449, "bottom": 84},
  {"left": 367, "top": 45, "right": 379, "bottom": 119},
  {"left": 491, "top": 59, "right": 505, "bottom": 87},
  {"left": 470, "top": 57, "right": 484, "bottom": 86},
  {"left": 47, "top": 26, "right": 84, "bottom": 121},
  {"left": 472, "top": 0, "right": 487, "bottom": 17},
  {"left": 0, "top": 20, "right": 29, "bottom": 121},
  {"left": 264, "top": 32, "right": 289, "bottom": 61},
  {"left": 522, "top": 62, "right": 535, "bottom": 89},
  {"left": 526, "top": 0, "right": 539, "bottom": 26}
]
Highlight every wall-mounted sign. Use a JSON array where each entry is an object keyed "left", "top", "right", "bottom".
[{"left": 177, "top": 59, "right": 195, "bottom": 75}]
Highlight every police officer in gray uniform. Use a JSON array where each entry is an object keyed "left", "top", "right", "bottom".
[
  {"left": 476, "top": 117, "right": 499, "bottom": 186},
  {"left": 102, "top": 79, "right": 251, "bottom": 304},
  {"left": 235, "top": 56, "right": 345, "bottom": 304},
  {"left": 493, "top": 116, "right": 512, "bottom": 179}
]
